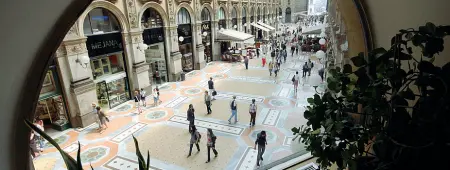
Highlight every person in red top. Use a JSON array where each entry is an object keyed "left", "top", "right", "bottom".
[{"left": 262, "top": 57, "right": 266, "bottom": 67}]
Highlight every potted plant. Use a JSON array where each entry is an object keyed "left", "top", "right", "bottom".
[
  {"left": 25, "top": 119, "right": 151, "bottom": 170},
  {"left": 292, "top": 23, "right": 450, "bottom": 170}
]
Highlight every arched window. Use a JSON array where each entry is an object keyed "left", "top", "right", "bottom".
[
  {"left": 83, "top": 8, "right": 120, "bottom": 35},
  {"left": 279, "top": 7, "right": 282, "bottom": 16},
  {"left": 257, "top": 7, "right": 260, "bottom": 21},
  {"left": 201, "top": 8, "right": 210, "bottom": 21},
  {"left": 285, "top": 7, "right": 292, "bottom": 23},
  {"left": 218, "top": 7, "right": 226, "bottom": 20},
  {"left": 231, "top": 7, "right": 237, "bottom": 19},
  {"left": 177, "top": 8, "right": 191, "bottom": 25},
  {"left": 242, "top": 7, "right": 247, "bottom": 18},
  {"left": 141, "top": 8, "right": 163, "bottom": 29}
]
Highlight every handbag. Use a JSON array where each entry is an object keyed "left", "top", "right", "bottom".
[
  {"left": 212, "top": 91, "right": 217, "bottom": 96},
  {"left": 105, "top": 117, "right": 110, "bottom": 122}
]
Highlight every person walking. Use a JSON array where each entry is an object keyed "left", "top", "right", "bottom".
[
  {"left": 204, "top": 91, "right": 212, "bottom": 114},
  {"left": 205, "top": 128, "right": 218, "bottom": 163},
  {"left": 255, "top": 131, "right": 268, "bottom": 167},
  {"left": 208, "top": 77, "right": 216, "bottom": 100},
  {"left": 134, "top": 90, "right": 142, "bottom": 114},
  {"left": 262, "top": 56, "right": 266, "bottom": 67},
  {"left": 228, "top": 96, "right": 238, "bottom": 124},
  {"left": 152, "top": 88, "right": 159, "bottom": 107},
  {"left": 274, "top": 63, "right": 279, "bottom": 77},
  {"left": 318, "top": 67, "right": 325, "bottom": 82},
  {"left": 249, "top": 99, "right": 257, "bottom": 126},
  {"left": 155, "top": 86, "right": 162, "bottom": 104},
  {"left": 96, "top": 106, "right": 109, "bottom": 133},
  {"left": 302, "top": 62, "right": 308, "bottom": 78},
  {"left": 187, "top": 104, "right": 195, "bottom": 132},
  {"left": 34, "top": 119, "right": 44, "bottom": 152},
  {"left": 268, "top": 61, "right": 274, "bottom": 76},
  {"left": 307, "top": 59, "right": 314, "bottom": 76},
  {"left": 244, "top": 56, "right": 249, "bottom": 70},
  {"left": 295, "top": 45, "right": 299, "bottom": 55},
  {"left": 291, "top": 45, "right": 295, "bottom": 56},
  {"left": 292, "top": 71, "right": 300, "bottom": 93},
  {"left": 187, "top": 125, "right": 201, "bottom": 157},
  {"left": 256, "top": 48, "right": 260, "bottom": 58},
  {"left": 140, "top": 88, "right": 147, "bottom": 107},
  {"left": 283, "top": 49, "right": 287, "bottom": 63}
]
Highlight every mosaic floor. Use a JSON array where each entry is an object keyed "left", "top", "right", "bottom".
[{"left": 33, "top": 50, "right": 325, "bottom": 170}]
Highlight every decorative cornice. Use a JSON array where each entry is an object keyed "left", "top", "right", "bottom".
[
  {"left": 104, "top": 0, "right": 118, "bottom": 3},
  {"left": 138, "top": 0, "right": 161, "bottom": 3},
  {"left": 171, "top": 51, "right": 182, "bottom": 60},
  {"left": 133, "top": 63, "right": 150, "bottom": 73},
  {"left": 70, "top": 79, "right": 95, "bottom": 95},
  {"left": 175, "top": 0, "right": 192, "bottom": 3}
]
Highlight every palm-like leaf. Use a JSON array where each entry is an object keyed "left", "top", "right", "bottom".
[
  {"left": 24, "top": 119, "right": 83, "bottom": 170},
  {"left": 132, "top": 135, "right": 150, "bottom": 170}
]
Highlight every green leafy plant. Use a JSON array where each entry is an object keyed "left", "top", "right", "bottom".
[
  {"left": 132, "top": 135, "right": 151, "bottom": 170},
  {"left": 292, "top": 23, "right": 450, "bottom": 170},
  {"left": 26, "top": 120, "right": 150, "bottom": 170}
]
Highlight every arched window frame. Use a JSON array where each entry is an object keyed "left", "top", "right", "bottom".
[
  {"left": 141, "top": 8, "right": 163, "bottom": 29},
  {"left": 83, "top": 8, "right": 121, "bottom": 35},
  {"left": 218, "top": 7, "right": 226, "bottom": 20},
  {"left": 176, "top": 8, "right": 191, "bottom": 25},
  {"left": 201, "top": 8, "right": 211, "bottom": 21}
]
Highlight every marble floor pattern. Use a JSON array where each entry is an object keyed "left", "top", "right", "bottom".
[{"left": 33, "top": 51, "right": 325, "bottom": 170}]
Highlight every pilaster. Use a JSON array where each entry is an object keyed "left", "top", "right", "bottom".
[
  {"left": 122, "top": 31, "right": 151, "bottom": 90},
  {"left": 69, "top": 79, "right": 98, "bottom": 127}
]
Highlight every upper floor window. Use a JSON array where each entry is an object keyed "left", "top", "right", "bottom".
[
  {"left": 83, "top": 8, "right": 120, "bottom": 35},
  {"left": 201, "top": 8, "right": 211, "bottom": 21},
  {"left": 141, "top": 8, "right": 163, "bottom": 29},
  {"left": 231, "top": 7, "right": 237, "bottom": 19},
  {"left": 218, "top": 7, "right": 226, "bottom": 20},
  {"left": 177, "top": 8, "right": 191, "bottom": 25},
  {"left": 242, "top": 8, "right": 247, "bottom": 18}
]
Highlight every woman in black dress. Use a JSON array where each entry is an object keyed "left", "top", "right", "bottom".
[{"left": 187, "top": 104, "right": 195, "bottom": 132}]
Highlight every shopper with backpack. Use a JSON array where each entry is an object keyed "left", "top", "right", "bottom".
[
  {"left": 187, "top": 125, "right": 201, "bottom": 157},
  {"left": 228, "top": 96, "right": 238, "bottom": 124},
  {"left": 254, "top": 131, "right": 268, "bottom": 166},
  {"left": 249, "top": 99, "right": 257, "bottom": 126},
  {"left": 205, "top": 128, "right": 218, "bottom": 163}
]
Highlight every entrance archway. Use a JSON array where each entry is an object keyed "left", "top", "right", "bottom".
[
  {"left": 177, "top": 7, "right": 194, "bottom": 72},
  {"left": 201, "top": 7, "right": 213, "bottom": 63},
  {"left": 141, "top": 7, "right": 168, "bottom": 85},
  {"left": 83, "top": 7, "right": 131, "bottom": 109},
  {"left": 285, "top": 7, "right": 292, "bottom": 23}
]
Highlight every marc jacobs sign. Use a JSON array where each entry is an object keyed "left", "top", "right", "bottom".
[{"left": 86, "top": 33, "right": 123, "bottom": 57}]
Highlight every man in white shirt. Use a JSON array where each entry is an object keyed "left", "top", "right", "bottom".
[{"left": 249, "top": 99, "right": 257, "bottom": 126}]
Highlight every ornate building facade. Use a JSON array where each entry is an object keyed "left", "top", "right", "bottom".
[
  {"left": 50, "top": 0, "right": 281, "bottom": 128},
  {"left": 280, "top": 0, "right": 308, "bottom": 23}
]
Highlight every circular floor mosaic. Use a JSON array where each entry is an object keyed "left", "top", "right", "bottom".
[
  {"left": 80, "top": 146, "right": 108, "bottom": 163},
  {"left": 212, "top": 74, "right": 225, "bottom": 79},
  {"left": 269, "top": 99, "right": 291, "bottom": 107},
  {"left": 250, "top": 130, "right": 277, "bottom": 142},
  {"left": 185, "top": 88, "right": 202, "bottom": 95},
  {"left": 146, "top": 110, "right": 168, "bottom": 120},
  {"left": 115, "top": 104, "right": 132, "bottom": 112},
  {"left": 44, "top": 135, "right": 69, "bottom": 148},
  {"left": 158, "top": 85, "right": 171, "bottom": 90}
]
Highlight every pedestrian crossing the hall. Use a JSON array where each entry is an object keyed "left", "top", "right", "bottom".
[{"left": 169, "top": 115, "right": 245, "bottom": 135}]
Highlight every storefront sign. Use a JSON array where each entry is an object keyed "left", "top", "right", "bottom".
[
  {"left": 86, "top": 33, "right": 123, "bottom": 57},
  {"left": 143, "top": 28, "right": 164, "bottom": 45},
  {"left": 201, "top": 22, "right": 211, "bottom": 32}
]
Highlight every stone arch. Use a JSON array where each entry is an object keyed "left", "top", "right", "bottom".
[
  {"left": 176, "top": 3, "right": 196, "bottom": 24},
  {"left": 77, "top": 1, "right": 129, "bottom": 35},
  {"left": 201, "top": 4, "right": 214, "bottom": 21},
  {"left": 139, "top": 2, "right": 169, "bottom": 29},
  {"left": 232, "top": 5, "right": 240, "bottom": 19}
]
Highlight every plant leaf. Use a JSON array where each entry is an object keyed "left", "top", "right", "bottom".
[
  {"left": 307, "top": 98, "right": 314, "bottom": 104},
  {"left": 132, "top": 135, "right": 146, "bottom": 169},
  {"left": 398, "top": 52, "right": 413, "bottom": 60},
  {"left": 77, "top": 142, "right": 82, "bottom": 169},
  {"left": 146, "top": 151, "right": 150, "bottom": 170},
  {"left": 343, "top": 64, "right": 352, "bottom": 74},
  {"left": 400, "top": 88, "right": 415, "bottom": 100},
  {"left": 351, "top": 52, "right": 367, "bottom": 67},
  {"left": 24, "top": 119, "right": 78, "bottom": 169},
  {"left": 90, "top": 163, "right": 94, "bottom": 170}
]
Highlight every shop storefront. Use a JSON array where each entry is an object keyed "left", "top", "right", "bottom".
[
  {"left": 217, "top": 7, "right": 229, "bottom": 53},
  {"left": 84, "top": 8, "right": 131, "bottom": 109},
  {"left": 231, "top": 7, "right": 238, "bottom": 31},
  {"left": 242, "top": 8, "right": 247, "bottom": 33},
  {"left": 35, "top": 60, "right": 70, "bottom": 131},
  {"left": 201, "top": 8, "right": 212, "bottom": 63},
  {"left": 141, "top": 7, "right": 168, "bottom": 84},
  {"left": 177, "top": 8, "right": 194, "bottom": 72}
]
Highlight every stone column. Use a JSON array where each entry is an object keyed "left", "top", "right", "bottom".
[
  {"left": 212, "top": 20, "right": 221, "bottom": 61},
  {"left": 57, "top": 38, "right": 98, "bottom": 128},
  {"left": 167, "top": 26, "right": 183, "bottom": 81},
  {"left": 123, "top": 32, "right": 151, "bottom": 91},
  {"left": 194, "top": 21, "right": 206, "bottom": 69}
]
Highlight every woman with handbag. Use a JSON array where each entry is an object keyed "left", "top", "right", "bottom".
[
  {"left": 187, "top": 125, "right": 200, "bottom": 157},
  {"left": 205, "top": 128, "right": 218, "bottom": 163},
  {"left": 96, "top": 106, "right": 109, "bottom": 133}
]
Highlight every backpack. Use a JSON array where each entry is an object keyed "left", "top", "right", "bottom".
[
  {"left": 196, "top": 131, "right": 201, "bottom": 141},
  {"left": 292, "top": 76, "right": 295, "bottom": 82},
  {"left": 212, "top": 136, "right": 217, "bottom": 143}
]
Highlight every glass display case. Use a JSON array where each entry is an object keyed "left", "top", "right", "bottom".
[
  {"left": 91, "top": 54, "right": 125, "bottom": 80},
  {"left": 96, "top": 76, "right": 130, "bottom": 109}
]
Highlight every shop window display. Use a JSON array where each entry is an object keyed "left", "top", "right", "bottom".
[
  {"left": 35, "top": 66, "right": 70, "bottom": 131},
  {"left": 91, "top": 54, "right": 125, "bottom": 80},
  {"left": 177, "top": 8, "right": 194, "bottom": 72}
]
